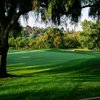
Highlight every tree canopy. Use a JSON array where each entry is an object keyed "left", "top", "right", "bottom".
[
  {"left": 41, "top": 0, "right": 100, "bottom": 24},
  {"left": 0, "top": 0, "right": 100, "bottom": 30}
]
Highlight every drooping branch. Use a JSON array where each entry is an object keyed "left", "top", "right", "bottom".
[
  {"left": 81, "top": 4, "right": 93, "bottom": 9},
  {"left": 81, "top": 0, "right": 100, "bottom": 9}
]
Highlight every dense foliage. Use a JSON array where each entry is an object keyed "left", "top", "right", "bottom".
[
  {"left": 9, "top": 28, "right": 80, "bottom": 49},
  {"left": 79, "top": 20, "right": 100, "bottom": 49},
  {"left": 9, "top": 20, "right": 100, "bottom": 50}
]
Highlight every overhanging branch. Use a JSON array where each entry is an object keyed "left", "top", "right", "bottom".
[{"left": 81, "top": 4, "right": 93, "bottom": 9}]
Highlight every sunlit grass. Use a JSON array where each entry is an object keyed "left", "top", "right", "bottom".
[{"left": 0, "top": 49, "right": 100, "bottom": 100}]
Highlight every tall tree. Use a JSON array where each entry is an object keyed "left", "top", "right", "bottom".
[
  {"left": 0, "top": 0, "right": 100, "bottom": 78},
  {"left": 0, "top": 0, "right": 40, "bottom": 77}
]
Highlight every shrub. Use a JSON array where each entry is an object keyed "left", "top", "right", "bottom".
[
  {"left": 63, "top": 33, "right": 80, "bottom": 48},
  {"left": 9, "top": 37, "right": 16, "bottom": 48}
]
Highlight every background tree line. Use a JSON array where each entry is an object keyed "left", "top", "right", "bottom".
[{"left": 8, "top": 20, "right": 100, "bottom": 50}]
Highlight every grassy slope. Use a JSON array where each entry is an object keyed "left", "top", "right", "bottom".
[{"left": 0, "top": 49, "right": 100, "bottom": 100}]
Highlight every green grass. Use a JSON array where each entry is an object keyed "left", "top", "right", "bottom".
[{"left": 0, "top": 49, "right": 100, "bottom": 100}]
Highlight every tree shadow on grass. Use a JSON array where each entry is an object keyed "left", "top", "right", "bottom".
[
  {"left": 36, "top": 57, "right": 100, "bottom": 75},
  {"left": 6, "top": 50, "right": 100, "bottom": 85},
  {"left": 2, "top": 53, "right": 100, "bottom": 100},
  {"left": 16, "top": 56, "right": 100, "bottom": 81},
  {"left": 9, "top": 57, "right": 100, "bottom": 83},
  {"left": 0, "top": 84, "right": 100, "bottom": 100}
]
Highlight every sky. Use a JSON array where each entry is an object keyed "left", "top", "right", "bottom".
[
  {"left": 19, "top": 7, "right": 93, "bottom": 31},
  {"left": 76, "top": 7, "right": 92, "bottom": 31}
]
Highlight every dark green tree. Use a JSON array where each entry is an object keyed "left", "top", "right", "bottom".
[
  {"left": 0, "top": 0, "right": 100, "bottom": 78},
  {"left": 0, "top": 0, "right": 40, "bottom": 77}
]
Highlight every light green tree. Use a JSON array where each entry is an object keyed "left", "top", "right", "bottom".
[{"left": 80, "top": 20, "right": 100, "bottom": 49}]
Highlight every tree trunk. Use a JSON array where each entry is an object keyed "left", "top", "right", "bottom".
[
  {"left": 0, "top": 7, "right": 22, "bottom": 78},
  {"left": 0, "top": 30, "right": 9, "bottom": 78},
  {"left": 0, "top": 47, "right": 8, "bottom": 78}
]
